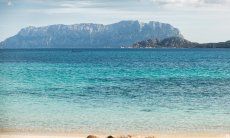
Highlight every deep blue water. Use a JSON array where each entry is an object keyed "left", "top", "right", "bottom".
[{"left": 0, "top": 48, "right": 230, "bottom": 134}]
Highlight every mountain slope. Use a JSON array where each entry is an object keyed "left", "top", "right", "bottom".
[
  {"left": 196, "top": 41, "right": 230, "bottom": 48},
  {"left": 0, "top": 20, "right": 182, "bottom": 49},
  {"left": 131, "top": 37, "right": 230, "bottom": 48}
]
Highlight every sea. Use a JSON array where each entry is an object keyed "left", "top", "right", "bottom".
[{"left": 0, "top": 48, "right": 230, "bottom": 134}]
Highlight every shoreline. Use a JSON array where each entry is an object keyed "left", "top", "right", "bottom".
[{"left": 1, "top": 130, "right": 229, "bottom": 138}]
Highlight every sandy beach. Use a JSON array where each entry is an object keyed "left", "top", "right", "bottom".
[{"left": 0, "top": 131, "right": 229, "bottom": 138}]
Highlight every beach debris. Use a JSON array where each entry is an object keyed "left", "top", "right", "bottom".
[{"left": 87, "top": 135, "right": 98, "bottom": 138}]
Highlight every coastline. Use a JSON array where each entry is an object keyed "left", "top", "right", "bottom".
[
  {"left": 0, "top": 130, "right": 229, "bottom": 138},
  {"left": 0, "top": 133, "right": 229, "bottom": 138}
]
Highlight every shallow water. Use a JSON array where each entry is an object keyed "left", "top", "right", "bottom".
[{"left": 0, "top": 49, "right": 230, "bottom": 134}]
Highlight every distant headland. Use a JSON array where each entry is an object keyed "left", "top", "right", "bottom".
[{"left": 0, "top": 20, "right": 229, "bottom": 49}]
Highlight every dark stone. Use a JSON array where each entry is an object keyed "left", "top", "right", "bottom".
[
  {"left": 107, "top": 135, "right": 114, "bottom": 138},
  {"left": 87, "top": 135, "right": 98, "bottom": 138}
]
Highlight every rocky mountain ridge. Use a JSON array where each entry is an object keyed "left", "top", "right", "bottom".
[{"left": 0, "top": 20, "right": 182, "bottom": 49}]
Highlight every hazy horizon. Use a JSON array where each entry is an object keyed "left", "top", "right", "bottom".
[{"left": 1, "top": 0, "right": 230, "bottom": 43}]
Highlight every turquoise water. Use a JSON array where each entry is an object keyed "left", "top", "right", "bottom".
[{"left": 0, "top": 49, "right": 230, "bottom": 134}]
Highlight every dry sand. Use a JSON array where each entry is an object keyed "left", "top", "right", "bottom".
[{"left": 0, "top": 131, "right": 229, "bottom": 138}]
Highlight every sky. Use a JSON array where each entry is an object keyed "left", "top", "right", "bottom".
[{"left": 0, "top": 0, "right": 230, "bottom": 43}]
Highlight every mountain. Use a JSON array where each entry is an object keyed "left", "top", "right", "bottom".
[
  {"left": 0, "top": 20, "right": 182, "bottom": 49},
  {"left": 132, "top": 37, "right": 198, "bottom": 48},
  {"left": 131, "top": 37, "right": 230, "bottom": 48},
  {"left": 196, "top": 41, "right": 230, "bottom": 48}
]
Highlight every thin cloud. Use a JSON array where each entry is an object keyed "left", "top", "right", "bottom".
[
  {"left": 149, "top": 0, "right": 229, "bottom": 6},
  {"left": 7, "top": 0, "right": 12, "bottom": 6}
]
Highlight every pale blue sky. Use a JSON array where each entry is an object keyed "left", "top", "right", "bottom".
[{"left": 0, "top": 0, "right": 230, "bottom": 43}]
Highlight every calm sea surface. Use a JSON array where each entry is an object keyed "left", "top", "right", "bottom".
[{"left": 0, "top": 49, "right": 230, "bottom": 134}]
